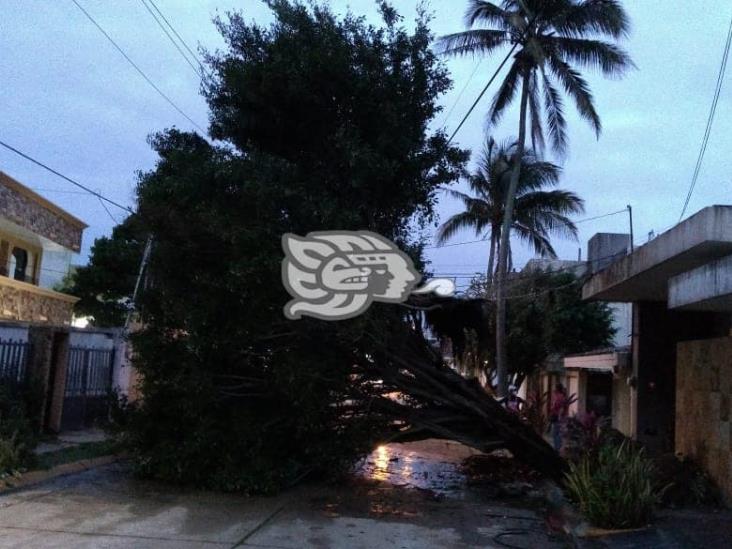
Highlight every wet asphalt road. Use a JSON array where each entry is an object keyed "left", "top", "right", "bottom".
[{"left": 0, "top": 440, "right": 567, "bottom": 548}]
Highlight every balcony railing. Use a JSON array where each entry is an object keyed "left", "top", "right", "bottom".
[{"left": 0, "top": 275, "right": 77, "bottom": 325}]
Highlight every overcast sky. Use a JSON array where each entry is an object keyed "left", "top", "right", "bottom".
[{"left": 1, "top": 1, "right": 730, "bottom": 289}]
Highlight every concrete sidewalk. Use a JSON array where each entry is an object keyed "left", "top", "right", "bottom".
[
  {"left": 0, "top": 441, "right": 566, "bottom": 548},
  {"left": 35, "top": 428, "right": 108, "bottom": 455},
  {"left": 578, "top": 508, "right": 732, "bottom": 549}
]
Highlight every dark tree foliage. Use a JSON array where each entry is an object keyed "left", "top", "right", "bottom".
[
  {"left": 112, "top": 1, "right": 466, "bottom": 493},
  {"left": 57, "top": 216, "right": 146, "bottom": 327},
  {"left": 204, "top": 0, "right": 466, "bottom": 240},
  {"left": 427, "top": 270, "right": 615, "bottom": 386}
]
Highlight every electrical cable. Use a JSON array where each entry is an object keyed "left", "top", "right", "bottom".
[
  {"left": 146, "top": 0, "right": 208, "bottom": 76},
  {"left": 446, "top": 14, "right": 539, "bottom": 145},
  {"left": 71, "top": 0, "right": 207, "bottom": 134},
  {"left": 0, "top": 138, "right": 133, "bottom": 213},
  {"left": 97, "top": 194, "right": 121, "bottom": 224},
  {"left": 679, "top": 12, "right": 732, "bottom": 221},
  {"left": 139, "top": 0, "right": 202, "bottom": 79},
  {"left": 447, "top": 41, "right": 519, "bottom": 145},
  {"left": 425, "top": 207, "right": 627, "bottom": 250},
  {"left": 439, "top": 58, "right": 484, "bottom": 129}
]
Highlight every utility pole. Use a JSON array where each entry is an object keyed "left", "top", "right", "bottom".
[
  {"left": 124, "top": 236, "right": 153, "bottom": 332},
  {"left": 627, "top": 205, "right": 634, "bottom": 253}
]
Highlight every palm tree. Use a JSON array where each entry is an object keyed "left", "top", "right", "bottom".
[
  {"left": 437, "top": 138, "right": 584, "bottom": 282},
  {"left": 437, "top": 0, "right": 633, "bottom": 396}
]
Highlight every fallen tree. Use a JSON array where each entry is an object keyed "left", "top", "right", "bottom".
[
  {"left": 350, "top": 314, "right": 568, "bottom": 482},
  {"left": 85, "top": 2, "right": 567, "bottom": 492}
]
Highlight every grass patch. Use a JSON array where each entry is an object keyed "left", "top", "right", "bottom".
[{"left": 36, "top": 440, "right": 116, "bottom": 470}]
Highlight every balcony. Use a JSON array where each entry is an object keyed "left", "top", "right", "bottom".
[{"left": 0, "top": 275, "right": 77, "bottom": 325}]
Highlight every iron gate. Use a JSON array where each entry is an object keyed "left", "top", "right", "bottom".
[
  {"left": 61, "top": 347, "right": 115, "bottom": 431},
  {"left": 0, "top": 339, "right": 30, "bottom": 387}
]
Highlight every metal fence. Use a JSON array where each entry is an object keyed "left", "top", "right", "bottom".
[
  {"left": 0, "top": 339, "right": 30, "bottom": 386},
  {"left": 62, "top": 346, "right": 115, "bottom": 431},
  {"left": 64, "top": 347, "right": 115, "bottom": 397}
]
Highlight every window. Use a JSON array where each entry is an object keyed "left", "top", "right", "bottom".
[
  {"left": 11, "top": 247, "right": 28, "bottom": 282},
  {"left": 0, "top": 236, "right": 40, "bottom": 285}
]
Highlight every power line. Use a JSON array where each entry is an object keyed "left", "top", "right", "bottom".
[
  {"left": 97, "top": 193, "right": 121, "bottom": 224},
  {"left": 430, "top": 244, "right": 639, "bottom": 286},
  {"left": 424, "top": 237, "right": 488, "bottom": 250},
  {"left": 30, "top": 188, "right": 89, "bottom": 195},
  {"left": 71, "top": 0, "right": 207, "bottom": 134},
  {"left": 447, "top": 42, "right": 518, "bottom": 145},
  {"left": 426, "top": 206, "right": 627, "bottom": 250},
  {"left": 445, "top": 14, "right": 539, "bottom": 145},
  {"left": 679, "top": 12, "right": 732, "bottom": 221},
  {"left": 439, "top": 58, "right": 483, "bottom": 129},
  {"left": 139, "top": 0, "right": 202, "bottom": 79},
  {"left": 146, "top": 0, "right": 207, "bottom": 76},
  {"left": 574, "top": 208, "right": 627, "bottom": 224},
  {"left": 0, "top": 138, "right": 133, "bottom": 214}
]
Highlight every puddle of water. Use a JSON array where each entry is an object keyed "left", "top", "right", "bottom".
[{"left": 357, "top": 441, "right": 472, "bottom": 496}]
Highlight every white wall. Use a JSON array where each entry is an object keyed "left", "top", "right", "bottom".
[
  {"left": 609, "top": 302, "right": 632, "bottom": 348},
  {"left": 38, "top": 248, "right": 74, "bottom": 290},
  {"left": 0, "top": 325, "right": 28, "bottom": 342}
]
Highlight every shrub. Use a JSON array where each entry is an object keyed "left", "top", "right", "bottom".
[
  {"left": 519, "top": 390, "right": 549, "bottom": 435},
  {"left": 654, "top": 453, "right": 721, "bottom": 508},
  {"left": 0, "top": 384, "right": 38, "bottom": 472},
  {"left": 562, "top": 412, "right": 611, "bottom": 462},
  {"left": 0, "top": 432, "right": 25, "bottom": 475},
  {"left": 565, "top": 441, "right": 662, "bottom": 529}
]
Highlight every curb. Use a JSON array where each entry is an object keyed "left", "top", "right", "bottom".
[
  {"left": 539, "top": 480, "right": 588, "bottom": 547},
  {"left": 540, "top": 481, "right": 654, "bottom": 547},
  {"left": 0, "top": 455, "right": 119, "bottom": 494}
]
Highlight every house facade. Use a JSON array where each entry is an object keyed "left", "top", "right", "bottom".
[
  {"left": 0, "top": 170, "right": 86, "bottom": 325},
  {"left": 521, "top": 250, "right": 632, "bottom": 434},
  {"left": 582, "top": 206, "right": 732, "bottom": 502},
  {"left": 561, "top": 233, "right": 633, "bottom": 434}
]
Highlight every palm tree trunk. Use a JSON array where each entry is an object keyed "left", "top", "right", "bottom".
[
  {"left": 486, "top": 230, "right": 497, "bottom": 285},
  {"left": 494, "top": 68, "right": 530, "bottom": 398}
]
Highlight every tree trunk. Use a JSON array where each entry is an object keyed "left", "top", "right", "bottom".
[
  {"left": 363, "top": 324, "right": 568, "bottom": 482},
  {"left": 494, "top": 69, "right": 530, "bottom": 398},
  {"left": 486, "top": 230, "right": 497, "bottom": 285}
]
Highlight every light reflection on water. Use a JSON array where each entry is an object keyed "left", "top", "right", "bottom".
[
  {"left": 359, "top": 441, "right": 469, "bottom": 494},
  {"left": 371, "top": 445, "right": 391, "bottom": 481}
]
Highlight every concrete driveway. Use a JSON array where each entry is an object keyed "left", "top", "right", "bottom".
[{"left": 0, "top": 443, "right": 566, "bottom": 548}]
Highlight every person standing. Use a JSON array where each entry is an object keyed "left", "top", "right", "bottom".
[{"left": 549, "top": 383, "right": 568, "bottom": 451}]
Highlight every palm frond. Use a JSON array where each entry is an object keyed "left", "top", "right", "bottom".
[
  {"left": 554, "top": 0, "right": 631, "bottom": 39},
  {"left": 487, "top": 61, "right": 522, "bottom": 126},
  {"left": 465, "top": 0, "right": 510, "bottom": 28},
  {"left": 531, "top": 211, "right": 581, "bottom": 240},
  {"left": 436, "top": 211, "right": 490, "bottom": 244},
  {"left": 517, "top": 161, "right": 562, "bottom": 192},
  {"left": 435, "top": 29, "right": 508, "bottom": 57},
  {"left": 446, "top": 188, "right": 492, "bottom": 218},
  {"left": 516, "top": 189, "right": 585, "bottom": 214},
  {"left": 511, "top": 222, "right": 558, "bottom": 258},
  {"left": 514, "top": 190, "right": 584, "bottom": 241},
  {"left": 548, "top": 55, "right": 601, "bottom": 136},
  {"left": 444, "top": 187, "right": 476, "bottom": 206},
  {"left": 546, "top": 36, "right": 634, "bottom": 76},
  {"left": 541, "top": 71, "right": 568, "bottom": 156},
  {"left": 527, "top": 70, "right": 545, "bottom": 154}
]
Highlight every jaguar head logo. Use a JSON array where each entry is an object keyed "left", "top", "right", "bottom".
[{"left": 282, "top": 231, "right": 422, "bottom": 320}]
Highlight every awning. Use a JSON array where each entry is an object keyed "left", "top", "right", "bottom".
[{"left": 563, "top": 349, "right": 629, "bottom": 373}]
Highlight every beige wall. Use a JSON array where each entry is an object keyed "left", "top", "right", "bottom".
[
  {"left": 676, "top": 336, "right": 732, "bottom": 503},
  {"left": 565, "top": 370, "right": 585, "bottom": 416},
  {"left": 0, "top": 277, "right": 76, "bottom": 325},
  {"left": 612, "top": 376, "right": 633, "bottom": 436}
]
